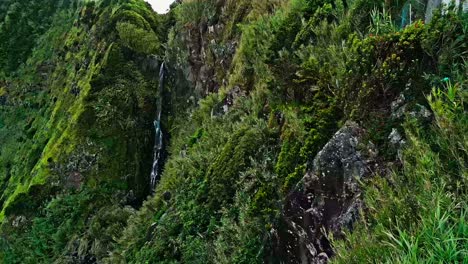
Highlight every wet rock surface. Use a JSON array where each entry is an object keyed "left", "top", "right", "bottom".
[{"left": 273, "top": 121, "right": 379, "bottom": 263}]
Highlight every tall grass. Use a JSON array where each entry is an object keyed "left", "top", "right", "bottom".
[
  {"left": 333, "top": 78, "right": 467, "bottom": 263},
  {"left": 368, "top": 7, "right": 398, "bottom": 35}
]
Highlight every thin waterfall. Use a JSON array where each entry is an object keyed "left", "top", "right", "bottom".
[{"left": 150, "top": 62, "right": 165, "bottom": 190}]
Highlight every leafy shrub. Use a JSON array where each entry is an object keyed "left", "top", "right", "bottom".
[
  {"left": 174, "top": 0, "right": 217, "bottom": 27},
  {"left": 1, "top": 187, "right": 133, "bottom": 264},
  {"left": 116, "top": 22, "right": 159, "bottom": 54},
  {"left": 0, "top": 0, "right": 66, "bottom": 74}
]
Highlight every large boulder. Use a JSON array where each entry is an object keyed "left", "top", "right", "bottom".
[{"left": 273, "top": 121, "right": 379, "bottom": 263}]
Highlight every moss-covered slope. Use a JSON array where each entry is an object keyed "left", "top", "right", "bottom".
[
  {"left": 0, "top": 0, "right": 466, "bottom": 263},
  {"left": 0, "top": 0, "right": 170, "bottom": 261}
]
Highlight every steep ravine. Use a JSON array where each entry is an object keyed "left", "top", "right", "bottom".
[{"left": 0, "top": 0, "right": 466, "bottom": 263}]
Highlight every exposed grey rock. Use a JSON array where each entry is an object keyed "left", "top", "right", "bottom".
[
  {"left": 208, "top": 25, "right": 215, "bottom": 34},
  {"left": 409, "top": 104, "right": 432, "bottom": 121},
  {"left": 273, "top": 121, "right": 379, "bottom": 263},
  {"left": 388, "top": 128, "right": 406, "bottom": 161},
  {"left": 391, "top": 93, "right": 407, "bottom": 119},
  {"left": 317, "top": 252, "right": 330, "bottom": 264},
  {"left": 391, "top": 92, "right": 432, "bottom": 123},
  {"left": 389, "top": 128, "right": 403, "bottom": 145},
  {"left": 12, "top": 215, "right": 26, "bottom": 228}
]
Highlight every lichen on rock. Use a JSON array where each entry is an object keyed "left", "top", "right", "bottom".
[{"left": 275, "top": 121, "right": 380, "bottom": 263}]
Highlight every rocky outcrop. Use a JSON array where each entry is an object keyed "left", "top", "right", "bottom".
[
  {"left": 180, "top": 4, "right": 235, "bottom": 96},
  {"left": 273, "top": 121, "right": 379, "bottom": 263},
  {"left": 170, "top": 0, "right": 249, "bottom": 97}
]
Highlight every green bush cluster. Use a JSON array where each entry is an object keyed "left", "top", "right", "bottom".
[
  {"left": 117, "top": 22, "right": 160, "bottom": 54},
  {"left": 105, "top": 110, "right": 277, "bottom": 262},
  {"left": 1, "top": 186, "right": 134, "bottom": 263},
  {"left": 333, "top": 72, "right": 467, "bottom": 264},
  {"left": 0, "top": 0, "right": 77, "bottom": 75}
]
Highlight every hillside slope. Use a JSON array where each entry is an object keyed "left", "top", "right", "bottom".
[{"left": 0, "top": 0, "right": 466, "bottom": 263}]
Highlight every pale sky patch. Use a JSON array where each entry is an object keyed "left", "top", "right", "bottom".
[{"left": 146, "top": 0, "right": 176, "bottom": 14}]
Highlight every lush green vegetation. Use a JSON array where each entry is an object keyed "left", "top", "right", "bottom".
[
  {"left": 0, "top": 0, "right": 170, "bottom": 262},
  {"left": 0, "top": 0, "right": 466, "bottom": 263},
  {"left": 334, "top": 77, "right": 467, "bottom": 263}
]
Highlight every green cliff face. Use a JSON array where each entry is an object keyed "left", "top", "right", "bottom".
[
  {"left": 0, "top": 0, "right": 169, "bottom": 261},
  {"left": 0, "top": 0, "right": 466, "bottom": 263}
]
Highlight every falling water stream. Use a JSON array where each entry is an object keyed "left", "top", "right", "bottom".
[{"left": 150, "top": 62, "right": 165, "bottom": 190}]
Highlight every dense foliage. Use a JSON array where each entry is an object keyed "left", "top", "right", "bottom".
[
  {"left": 0, "top": 0, "right": 169, "bottom": 262},
  {"left": 0, "top": 0, "right": 466, "bottom": 263}
]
